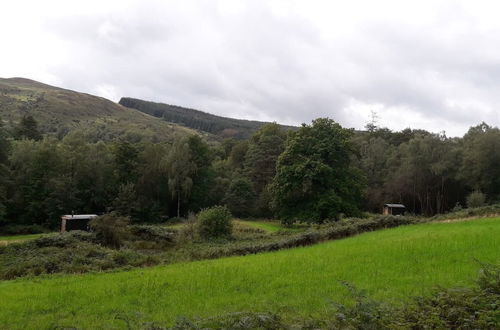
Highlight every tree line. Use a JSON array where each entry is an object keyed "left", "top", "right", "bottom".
[
  {"left": 0, "top": 114, "right": 498, "bottom": 229},
  {"left": 119, "top": 97, "right": 295, "bottom": 139}
]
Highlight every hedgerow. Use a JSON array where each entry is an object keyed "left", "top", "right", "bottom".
[{"left": 0, "top": 212, "right": 493, "bottom": 280}]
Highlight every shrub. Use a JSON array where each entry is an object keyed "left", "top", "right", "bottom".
[
  {"left": 129, "top": 225, "right": 175, "bottom": 243},
  {"left": 32, "top": 231, "right": 96, "bottom": 248},
  {"left": 467, "top": 191, "right": 486, "bottom": 208},
  {"left": 89, "top": 213, "right": 131, "bottom": 248},
  {"left": 197, "top": 206, "right": 233, "bottom": 240},
  {"left": 176, "top": 214, "right": 198, "bottom": 244}
]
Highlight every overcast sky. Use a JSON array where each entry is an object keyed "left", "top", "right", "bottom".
[{"left": 2, "top": 0, "right": 500, "bottom": 136}]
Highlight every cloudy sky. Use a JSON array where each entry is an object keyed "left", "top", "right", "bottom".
[{"left": 2, "top": 0, "right": 500, "bottom": 136}]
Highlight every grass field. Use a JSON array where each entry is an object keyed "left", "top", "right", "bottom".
[
  {"left": 235, "top": 219, "right": 307, "bottom": 232},
  {"left": 0, "top": 233, "right": 46, "bottom": 246},
  {"left": 0, "top": 217, "right": 498, "bottom": 329}
]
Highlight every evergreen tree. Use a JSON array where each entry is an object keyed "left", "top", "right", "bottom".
[
  {"left": 15, "top": 115, "right": 42, "bottom": 141},
  {"left": 112, "top": 183, "right": 139, "bottom": 219}
]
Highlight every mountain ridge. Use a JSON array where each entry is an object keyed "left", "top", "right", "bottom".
[
  {"left": 0, "top": 77, "right": 203, "bottom": 142},
  {"left": 119, "top": 97, "right": 297, "bottom": 139}
]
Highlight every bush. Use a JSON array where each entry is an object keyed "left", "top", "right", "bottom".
[
  {"left": 467, "top": 191, "right": 486, "bottom": 208},
  {"left": 176, "top": 214, "right": 198, "bottom": 244},
  {"left": 197, "top": 206, "right": 233, "bottom": 240},
  {"left": 129, "top": 225, "right": 175, "bottom": 243},
  {"left": 32, "top": 231, "right": 96, "bottom": 248},
  {"left": 89, "top": 213, "right": 131, "bottom": 248}
]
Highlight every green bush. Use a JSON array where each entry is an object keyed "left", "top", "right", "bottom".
[
  {"left": 432, "top": 203, "right": 500, "bottom": 221},
  {"left": 467, "top": 191, "right": 486, "bottom": 208},
  {"left": 197, "top": 206, "right": 233, "bottom": 240},
  {"left": 89, "top": 213, "right": 131, "bottom": 248}
]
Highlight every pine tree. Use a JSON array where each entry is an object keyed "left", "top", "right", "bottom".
[{"left": 15, "top": 115, "right": 42, "bottom": 141}]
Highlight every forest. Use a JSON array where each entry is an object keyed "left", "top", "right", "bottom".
[
  {"left": 0, "top": 113, "right": 499, "bottom": 232},
  {"left": 119, "top": 97, "right": 296, "bottom": 139}
]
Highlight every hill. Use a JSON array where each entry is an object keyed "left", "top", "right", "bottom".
[
  {"left": 0, "top": 78, "right": 202, "bottom": 142},
  {"left": 1, "top": 217, "right": 498, "bottom": 328},
  {"left": 119, "top": 97, "right": 296, "bottom": 139}
]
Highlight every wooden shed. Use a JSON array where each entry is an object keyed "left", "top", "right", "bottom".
[
  {"left": 61, "top": 214, "right": 98, "bottom": 232},
  {"left": 383, "top": 204, "right": 406, "bottom": 216}
]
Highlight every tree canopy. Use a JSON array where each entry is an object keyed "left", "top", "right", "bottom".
[{"left": 272, "top": 118, "right": 364, "bottom": 223}]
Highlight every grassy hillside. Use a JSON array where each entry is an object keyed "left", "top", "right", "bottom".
[
  {"left": 119, "top": 97, "right": 296, "bottom": 139},
  {"left": 0, "top": 78, "right": 202, "bottom": 142},
  {"left": 1, "top": 217, "right": 498, "bottom": 328}
]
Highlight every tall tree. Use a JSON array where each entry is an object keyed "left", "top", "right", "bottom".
[
  {"left": 0, "top": 119, "right": 10, "bottom": 225},
  {"left": 136, "top": 143, "right": 170, "bottom": 221},
  {"left": 223, "top": 177, "right": 256, "bottom": 217},
  {"left": 459, "top": 123, "right": 500, "bottom": 200},
  {"left": 164, "top": 139, "right": 196, "bottom": 217},
  {"left": 272, "top": 118, "right": 365, "bottom": 223},
  {"left": 187, "top": 135, "right": 216, "bottom": 211},
  {"left": 244, "top": 123, "right": 286, "bottom": 194},
  {"left": 113, "top": 140, "right": 139, "bottom": 185}
]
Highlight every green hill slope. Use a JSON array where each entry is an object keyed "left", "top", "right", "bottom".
[
  {"left": 1, "top": 217, "right": 498, "bottom": 328},
  {"left": 0, "top": 78, "right": 202, "bottom": 142},
  {"left": 119, "top": 97, "right": 297, "bottom": 139}
]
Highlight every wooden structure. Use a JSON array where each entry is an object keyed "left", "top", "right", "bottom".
[
  {"left": 383, "top": 204, "right": 406, "bottom": 216},
  {"left": 61, "top": 214, "right": 98, "bottom": 232}
]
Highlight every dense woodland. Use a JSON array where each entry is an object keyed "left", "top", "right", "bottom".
[
  {"left": 0, "top": 112, "right": 499, "bottom": 231},
  {"left": 119, "top": 97, "right": 296, "bottom": 139}
]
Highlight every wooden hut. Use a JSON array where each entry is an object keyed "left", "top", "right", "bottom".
[
  {"left": 61, "top": 214, "right": 98, "bottom": 232},
  {"left": 383, "top": 204, "right": 406, "bottom": 216}
]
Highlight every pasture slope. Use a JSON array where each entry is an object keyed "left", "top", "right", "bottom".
[{"left": 0, "top": 217, "right": 499, "bottom": 329}]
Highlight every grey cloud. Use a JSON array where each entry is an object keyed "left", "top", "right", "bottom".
[{"left": 37, "top": 1, "right": 500, "bottom": 136}]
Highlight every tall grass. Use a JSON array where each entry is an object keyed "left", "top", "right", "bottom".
[{"left": 0, "top": 217, "right": 498, "bottom": 329}]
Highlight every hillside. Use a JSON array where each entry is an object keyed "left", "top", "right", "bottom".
[
  {"left": 0, "top": 78, "right": 202, "bottom": 142},
  {"left": 119, "top": 97, "right": 296, "bottom": 139},
  {"left": 1, "top": 217, "right": 498, "bottom": 328}
]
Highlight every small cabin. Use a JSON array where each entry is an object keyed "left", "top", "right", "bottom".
[
  {"left": 383, "top": 204, "right": 406, "bottom": 216},
  {"left": 61, "top": 214, "right": 98, "bottom": 232}
]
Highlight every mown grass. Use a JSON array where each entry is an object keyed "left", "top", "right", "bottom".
[
  {"left": 0, "top": 233, "right": 46, "bottom": 245},
  {"left": 0, "top": 218, "right": 498, "bottom": 329},
  {"left": 236, "top": 219, "right": 306, "bottom": 232}
]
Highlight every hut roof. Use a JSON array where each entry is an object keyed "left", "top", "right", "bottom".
[
  {"left": 61, "top": 214, "right": 98, "bottom": 220},
  {"left": 384, "top": 204, "right": 406, "bottom": 208}
]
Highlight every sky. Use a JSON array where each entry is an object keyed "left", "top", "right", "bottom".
[{"left": 1, "top": 0, "right": 500, "bottom": 136}]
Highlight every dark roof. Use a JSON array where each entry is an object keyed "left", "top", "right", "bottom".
[{"left": 384, "top": 204, "right": 406, "bottom": 208}]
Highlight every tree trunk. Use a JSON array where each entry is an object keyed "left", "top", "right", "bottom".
[{"left": 177, "top": 194, "right": 181, "bottom": 218}]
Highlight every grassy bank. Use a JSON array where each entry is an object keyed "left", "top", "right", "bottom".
[
  {"left": 0, "top": 233, "right": 47, "bottom": 246},
  {"left": 0, "top": 217, "right": 498, "bottom": 329}
]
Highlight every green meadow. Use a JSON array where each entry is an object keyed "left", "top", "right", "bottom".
[
  {"left": 0, "top": 218, "right": 499, "bottom": 329},
  {"left": 0, "top": 233, "right": 47, "bottom": 246},
  {"left": 235, "top": 219, "right": 306, "bottom": 232}
]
